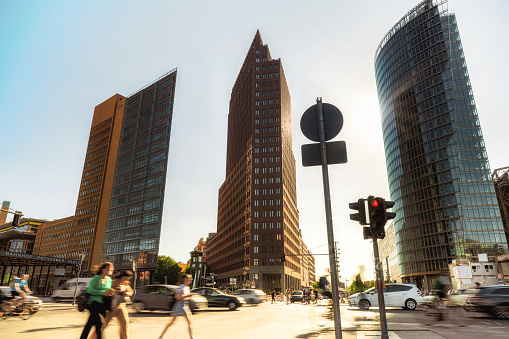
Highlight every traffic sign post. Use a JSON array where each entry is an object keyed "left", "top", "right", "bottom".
[{"left": 300, "top": 98, "right": 346, "bottom": 339}]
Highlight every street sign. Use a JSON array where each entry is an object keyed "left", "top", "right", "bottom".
[
  {"left": 230, "top": 278, "right": 236, "bottom": 285},
  {"left": 300, "top": 103, "right": 343, "bottom": 142},
  {"left": 497, "top": 273, "right": 503, "bottom": 279},
  {"left": 498, "top": 278, "right": 504, "bottom": 285},
  {"left": 302, "top": 141, "right": 347, "bottom": 167}
]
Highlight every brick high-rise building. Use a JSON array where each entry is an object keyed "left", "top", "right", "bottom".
[
  {"left": 207, "top": 31, "right": 304, "bottom": 292},
  {"left": 32, "top": 70, "right": 177, "bottom": 283}
]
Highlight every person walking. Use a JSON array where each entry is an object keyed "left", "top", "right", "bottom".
[
  {"left": 80, "top": 262, "right": 114, "bottom": 339},
  {"left": 286, "top": 289, "right": 290, "bottom": 305},
  {"left": 271, "top": 289, "right": 276, "bottom": 304},
  {"left": 90, "top": 270, "right": 133, "bottom": 339},
  {"left": 158, "top": 274, "right": 195, "bottom": 339}
]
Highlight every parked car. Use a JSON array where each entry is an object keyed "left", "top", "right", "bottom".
[
  {"left": 132, "top": 284, "right": 208, "bottom": 313},
  {"left": 51, "top": 278, "right": 93, "bottom": 302},
  {"left": 348, "top": 284, "right": 423, "bottom": 310},
  {"left": 290, "top": 291, "right": 304, "bottom": 303},
  {"left": 465, "top": 285, "right": 509, "bottom": 318},
  {"left": 191, "top": 287, "right": 245, "bottom": 310},
  {"left": 0, "top": 286, "right": 43, "bottom": 312},
  {"left": 231, "top": 289, "right": 266, "bottom": 304}
]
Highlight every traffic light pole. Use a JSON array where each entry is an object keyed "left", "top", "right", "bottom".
[
  {"left": 317, "top": 99, "right": 342, "bottom": 339},
  {"left": 372, "top": 236, "right": 389, "bottom": 339},
  {"left": 72, "top": 253, "right": 85, "bottom": 306}
]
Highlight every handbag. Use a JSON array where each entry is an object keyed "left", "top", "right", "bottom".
[{"left": 77, "top": 292, "right": 90, "bottom": 312}]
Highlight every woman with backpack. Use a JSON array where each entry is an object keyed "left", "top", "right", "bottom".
[{"left": 158, "top": 274, "right": 195, "bottom": 339}]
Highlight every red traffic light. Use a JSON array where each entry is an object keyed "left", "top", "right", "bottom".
[{"left": 371, "top": 199, "right": 379, "bottom": 208}]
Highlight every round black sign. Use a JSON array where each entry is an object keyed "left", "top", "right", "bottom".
[{"left": 300, "top": 103, "right": 343, "bottom": 142}]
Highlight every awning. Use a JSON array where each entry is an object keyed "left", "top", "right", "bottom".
[{"left": 0, "top": 250, "right": 80, "bottom": 266}]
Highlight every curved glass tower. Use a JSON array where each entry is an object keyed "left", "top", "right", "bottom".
[{"left": 375, "top": 0, "right": 507, "bottom": 286}]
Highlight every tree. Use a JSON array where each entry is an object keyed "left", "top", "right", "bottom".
[
  {"left": 311, "top": 281, "right": 319, "bottom": 290},
  {"left": 348, "top": 274, "right": 367, "bottom": 294},
  {"left": 154, "top": 255, "right": 182, "bottom": 285}
]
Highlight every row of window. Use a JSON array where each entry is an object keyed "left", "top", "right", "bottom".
[
  {"left": 254, "top": 117, "right": 279, "bottom": 124},
  {"left": 254, "top": 167, "right": 280, "bottom": 174},
  {"left": 253, "top": 177, "right": 281, "bottom": 185},
  {"left": 253, "top": 210, "right": 281, "bottom": 217},
  {"left": 253, "top": 199, "right": 281, "bottom": 206},
  {"left": 255, "top": 99, "right": 280, "bottom": 106},
  {"left": 254, "top": 156, "right": 281, "bottom": 163},
  {"left": 254, "top": 108, "right": 280, "bottom": 115},
  {"left": 253, "top": 188, "right": 281, "bottom": 195}
]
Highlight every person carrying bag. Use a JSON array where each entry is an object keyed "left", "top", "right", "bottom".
[{"left": 80, "top": 261, "right": 114, "bottom": 339}]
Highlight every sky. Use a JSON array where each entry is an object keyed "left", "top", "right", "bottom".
[{"left": 1, "top": 0, "right": 508, "bottom": 283}]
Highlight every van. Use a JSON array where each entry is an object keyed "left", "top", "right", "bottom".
[{"left": 51, "top": 278, "right": 93, "bottom": 302}]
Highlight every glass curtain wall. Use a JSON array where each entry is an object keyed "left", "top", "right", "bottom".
[{"left": 375, "top": 0, "right": 506, "bottom": 285}]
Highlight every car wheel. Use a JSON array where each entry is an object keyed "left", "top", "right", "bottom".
[
  {"left": 405, "top": 299, "right": 417, "bottom": 310},
  {"left": 227, "top": 301, "right": 237, "bottom": 311},
  {"left": 492, "top": 306, "right": 509, "bottom": 319},
  {"left": 53, "top": 297, "right": 60, "bottom": 303},
  {"left": 359, "top": 299, "right": 370, "bottom": 310},
  {"left": 132, "top": 302, "right": 146, "bottom": 313}
]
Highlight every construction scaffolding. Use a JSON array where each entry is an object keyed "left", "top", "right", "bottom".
[{"left": 493, "top": 166, "right": 509, "bottom": 244}]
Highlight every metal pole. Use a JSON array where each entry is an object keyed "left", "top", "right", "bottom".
[
  {"left": 372, "top": 236, "right": 389, "bottom": 339},
  {"left": 72, "top": 254, "right": 85, "bottom": 305},
  {"left": 316, "top": 98, "right": 342, "bottom": 339}
]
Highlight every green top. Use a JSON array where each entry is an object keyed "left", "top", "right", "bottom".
[{"left": 86, "top": 274, "right": 112, "bottom": 305}]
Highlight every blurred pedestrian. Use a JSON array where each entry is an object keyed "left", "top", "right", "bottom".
[
  {"left": 80, "top": 262, "right": 114, "bottom": 339},
  {"left": 271, "top": 289, "right": 276, "bottom": 304},
  {"left": 286, "top": 288, "right": 290, "bottom": 304},
  {"left": 90, "top": 270, "right": 133, "bottom": 339},
  {"left": 158, "top": 274, "right": 195, "bottom": 339}
]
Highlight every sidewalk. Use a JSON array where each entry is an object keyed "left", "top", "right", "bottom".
[{"left": 319, "top": 330, "right": 445, "bottom": 338}]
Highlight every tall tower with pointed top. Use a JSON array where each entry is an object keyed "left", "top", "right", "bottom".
[{"left": 207, "top": 31, "right": 305, "bottom": 291}]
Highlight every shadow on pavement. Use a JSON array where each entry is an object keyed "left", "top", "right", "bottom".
[{"left": 22, "top": 325, "right": 83, "bottom": 333}]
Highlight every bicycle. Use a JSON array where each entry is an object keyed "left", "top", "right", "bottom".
[{"left": 0, "top": 297, "right": 36, "bottom": 320}]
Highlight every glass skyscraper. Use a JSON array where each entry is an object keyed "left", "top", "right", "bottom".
[
  {"left": 375, "top": 0, "right": 507, "bottom": 287},
  {"left": 104, "top": 69, "right": 177, "bottom": 284}
]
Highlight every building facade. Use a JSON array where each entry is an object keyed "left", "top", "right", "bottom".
[
  {"left": 377, "top": 221, "right": 401, "bottom": 283},
  {"left": 492, "top": 166, "right": 509, "bottom": 246},
  {"left": 104, "top": 69, "right": 177, "bottom": 283},
  {"left": 71, "top": 94, "right": 127, "bottom": 272},
  {"left": 206, "top": 31, "right": 305, "bottom": 292},
  {"left": 375, "top": 0, "right": 507, "bottom": 289}
]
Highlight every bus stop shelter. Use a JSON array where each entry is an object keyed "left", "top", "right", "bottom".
[{"left": 0, "top": 250, "right": 79, "bottom": 295}]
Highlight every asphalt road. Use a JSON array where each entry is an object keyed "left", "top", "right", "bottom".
[{"left": 1, "top": 300, "right": 508, "bottom": 338}]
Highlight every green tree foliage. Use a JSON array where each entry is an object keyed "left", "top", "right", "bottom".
[
  {"left": 154, "top": 255, "right": 182, "bottom": 285},
  {"left": 348, "top": 274, "right": 367, "bottom": 294},
  {"left": 311, "top": 281, "right": 319, "bottom": 290}
]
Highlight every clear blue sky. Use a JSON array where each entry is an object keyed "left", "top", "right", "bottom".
[{"left": 1, "top": 0, "right": 508, "bottom": 282}]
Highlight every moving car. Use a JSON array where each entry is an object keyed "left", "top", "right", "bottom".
[
  {"left": 465, "top": 285, "right": 509, "bottom": 318},
  {"left": 290, "top": 291, "right": 304, "bottom": 303},
  {"left": 132, "top": 284, "right": 208, "bottom": 313},
  {"left": 0, "top": 286, "right": 43, "bottom": 312},
  {"left": 51, "top": 278, "right": 93, "bottom": 302},
  {"left": 191, "top": 287, "right": 245, "bottom": 310},
  {"left": 231, "top": 289, "right": 266, "bottom": 304},
  {"left": 348, "top": 284, "right": 423, "bottom": 310}
]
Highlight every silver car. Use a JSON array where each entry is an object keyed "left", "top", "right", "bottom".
[
  {"left": 131, "top": 284, "right": 207, "bottom": 313},
  {"left": 231, "top": 289, "right": 267, "bottom": 304}
]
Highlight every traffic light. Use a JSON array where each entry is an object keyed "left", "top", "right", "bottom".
[
  {"left": 384, "top": 200, "right": 396, "bottom": 222},
  {"left": 281, "top": 253, "right": 285, "bottom": 262},
  {"left": 349, "top": 199, "right": 367, "bottom": 225},
  {"left": 368, "top": 197, "right": 396, "bottom": 239},
  {"left": 12, "top": 212, "right": 21, "bottom": 227}
]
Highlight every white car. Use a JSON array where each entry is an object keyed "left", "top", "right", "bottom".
[
  {"left": 348, "top": 284, "right": 423, "bottom": 310},
  {"left": 51, "top": 278, "right": 93, "bottom": 301},
  {"left": 231, "top": 289, "right": 267, "bottom": 304}
]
